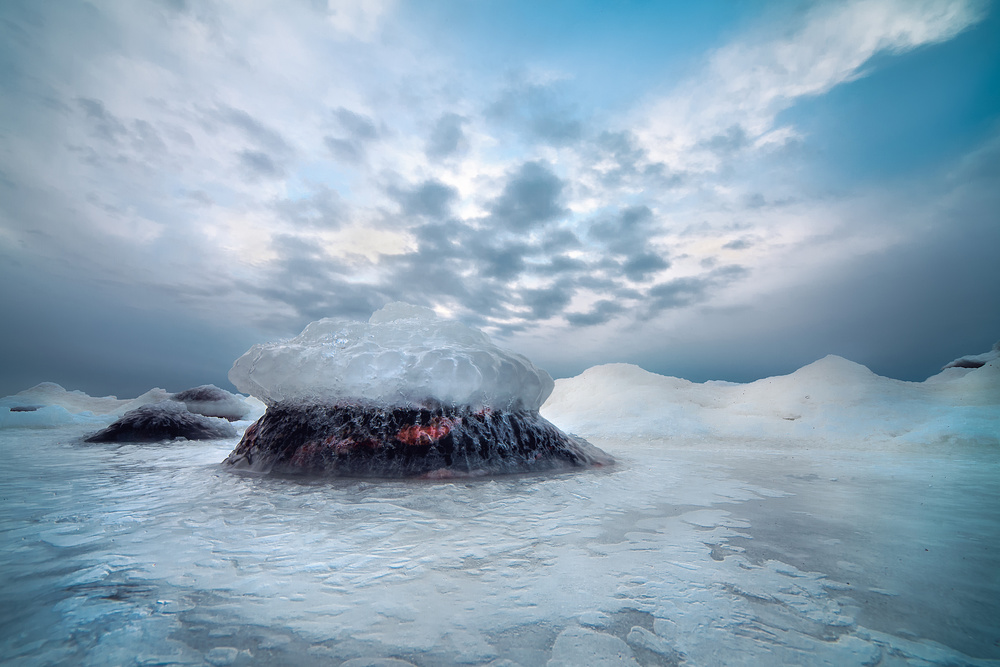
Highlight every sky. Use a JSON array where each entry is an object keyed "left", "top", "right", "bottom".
[{"left": 1, "top": 0, "right": 999, "bottom": 398}]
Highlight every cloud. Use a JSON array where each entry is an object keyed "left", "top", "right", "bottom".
[
  {"left": 426, "top": 113, "right": 466, "bottom": 159},
  {"left": 238, "top": 149, "right": 283, "bottom": 178},
  {"left": 486, "top": 73, "right": 584, "bottom": 145},
  {"left": 325, "top": 107, "right": 379, "bottom": 163},
  {"left": 391, "top": 179, "right": 458, "bottom": 218},
  {"left": 622, "top": 252, "right": 670, "bottom": 281},
  {"left": 487, "top": 161, "right": 566, "bottom": 231},
  {"left": 215, "top": 105, "right": 292, "bottom": 155},
  {"left": 324, "top": 0, "right": 395, "bottom": 41},
  {"left": 565, "top": 300, "right": 624, "bottom": 327},
  {"left": 637, "top": 0, "right": 987, "bottom": 173}
]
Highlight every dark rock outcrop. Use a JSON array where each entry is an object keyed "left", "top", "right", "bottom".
[
  {"left": 223, "top": 404, "right": 612, "bottom": 478},
  {"left": 85, "top": 401, "right": 237, "bottom": 443}
]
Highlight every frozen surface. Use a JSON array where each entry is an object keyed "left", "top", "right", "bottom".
[
  {"left": 1, "top": 348, "right": 998, "bottom": 665},
  {"left": 229, "top": 303, "right": 554, "bottom": 411}
]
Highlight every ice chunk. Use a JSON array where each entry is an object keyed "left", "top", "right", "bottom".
[
  {"left": 171, "top": 384, "right": 250, "bottom": 422},
  {"left": 228, "top": 303, "right": 554, "bottom": 411},
  {"left": 941, "top": 340, "right": 1000, "bottom": 370},
  {"left": 85, "top": 401, "right": 237, "bottom": 442}
]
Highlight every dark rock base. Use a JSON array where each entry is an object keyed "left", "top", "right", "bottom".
[{"left": 222, "top": 404, "right": 613, "bottom": 478}]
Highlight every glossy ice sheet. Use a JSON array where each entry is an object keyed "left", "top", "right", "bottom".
[{"left": 1, "top": 430, "right": 997, "bottom": 666}]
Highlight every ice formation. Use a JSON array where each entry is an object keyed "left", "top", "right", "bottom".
[
  {"left": 0, "top": 381, "right": 173, "bottom": 418},
  {"left": 541, "top": 346, "right": 1000, "bottom": 447},
  {"left": 224, "top": 303, "right": 610, "bottom": 477},
  {"left": 172, "top": 384, "right": 250, "bottom": 422},
  {"left": 229, "top": 302, "right": 553, "bottom": 411},
  {"left": 84, "top": 401, "right": 236, "bottom": 443}
]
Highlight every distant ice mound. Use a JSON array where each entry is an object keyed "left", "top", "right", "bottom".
[
  {"left": 172, "top": 384, "right": 250, "bottom": 421},
  {"left": 224, "top": 303, "right": 611, "bottom": 478},
  {"left": 942, "top": 340, "right": 1000, "bottom": 370},
  {"left": 85, "top": 401, "right": 236, "bottom": 443},
  {"left": 229, "top": 302, "right": 553, "bottom": 411},
  {"left": 542, "top": 347, "right": 1000, "bottom": 448}
]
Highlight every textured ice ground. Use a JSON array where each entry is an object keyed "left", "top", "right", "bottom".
[
  {"left": 1, "top": 347, "right": 998, "bottom": 666},
  {"left": 229, "top": 303, "right": 554, "bottom": 410}
]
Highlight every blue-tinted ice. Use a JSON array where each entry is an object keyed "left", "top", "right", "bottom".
[{"left": 1, "top": 427, "right": 997, "bottom": 666}]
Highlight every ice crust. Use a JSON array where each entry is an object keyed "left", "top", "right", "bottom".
[{"left": 228, "top": 303, "right": 555, "bottom": 410}]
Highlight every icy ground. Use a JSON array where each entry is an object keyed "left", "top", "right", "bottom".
[{"left": 1, "top": 353, "right": 998, "bottom": 666}]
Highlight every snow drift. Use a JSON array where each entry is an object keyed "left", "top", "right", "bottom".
[{"left": 541, "top": 344, "right": 1000, "bottom": 448}]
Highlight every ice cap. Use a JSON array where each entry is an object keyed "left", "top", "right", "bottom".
[{"left": 229, "top": 303, "right": 555, "bottom": 410}]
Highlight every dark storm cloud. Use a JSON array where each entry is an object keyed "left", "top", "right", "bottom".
[
  {"left": 486, "top": 76, "right": 583, "bottom": 145},
  {"left": 487, "top": 161, "right": 566, "bottom": 231},
  {"left": 425, "top": 112, "right": 466, "bottom": 159},
  {"left": 390, "top": 179, "right": 458, "bottom": 218}
]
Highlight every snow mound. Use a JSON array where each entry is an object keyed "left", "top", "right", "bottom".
[
  {"left": 0, "top": 382, "right": 172, "bottom": 417},
  {"left": 941, "top": 340, "right": 1000, "bottom": 370},
  {"left": 172, "top": 384, "right": 250, "bottom": 421},
  {"left": 542, "top": 349, "right": 1000, "bottom": 447},
  {"left": 229, "top": 303, "right": 554, "bottom": 410}
]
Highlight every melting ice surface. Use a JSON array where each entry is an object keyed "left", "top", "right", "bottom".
[
  {"left": 229, "top": 303, "right": 554, "bottom": 410},
  {"left": 1, "top": 345, "right": 999, "bottom": 666}
]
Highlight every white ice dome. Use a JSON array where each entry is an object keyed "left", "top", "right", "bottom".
[{"left": 229, "top": 303, "right": 555, "bottom": 411}]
